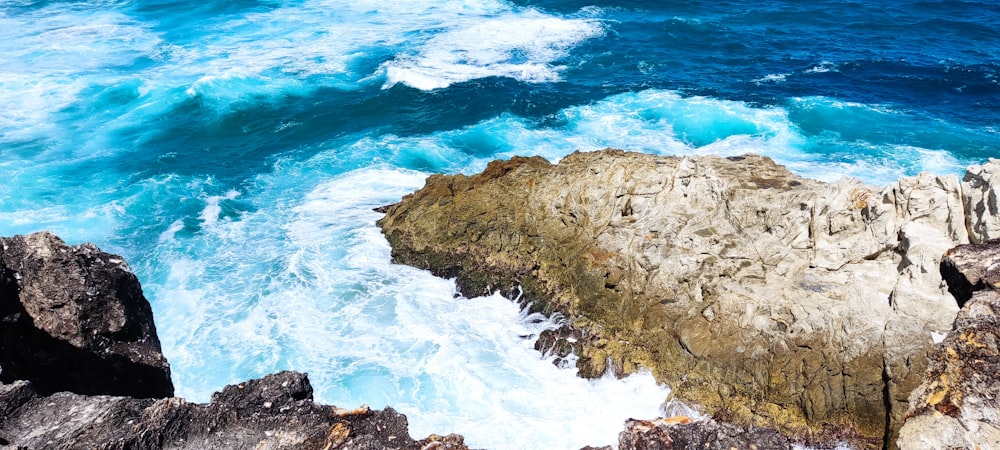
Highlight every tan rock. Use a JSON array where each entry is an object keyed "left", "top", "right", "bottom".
[
  {"left": 962, "top": 159, "right": 1000, "bottom": 243},
  {"left": 378, "top": 149, "right": 1000, "bottom": 447},
  {"left": 897, "top": 241, "right": 1000, "bottom": 450}
]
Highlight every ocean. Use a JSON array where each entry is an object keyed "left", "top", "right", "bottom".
[{"left": 1, "top": 0, "right": 997, "bottom": 448}]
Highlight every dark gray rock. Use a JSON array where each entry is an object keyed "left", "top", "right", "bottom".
[
  {"left": 0, "top": 232, "right": 173, "bottom": 398},
  {"left": 0, "top": 371, "right": 469, "bottom": 450}
]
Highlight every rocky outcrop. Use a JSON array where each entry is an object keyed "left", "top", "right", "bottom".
[
  {"left": 896, "top": 240, "right": 1000, "bottom": 449},
  {"left": 0, "top": 371, "right": 468, "bottom": 450},
  {"left": 377, "top": 150, "right": 1000, "bottom": 447},
  {"left": 0, "top": 232, "right": 173, "bottom": 399}
]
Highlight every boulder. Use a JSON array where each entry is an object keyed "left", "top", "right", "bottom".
[
  {"left": 0, "top": 232, "right": 173, "bottom": 398},
  {"left": 0, "top": 371, "right": 469, "bottom": 450},
  {"left": 378, "top": 150, "right": 1000, "bottom": 446},
  {"left": 896, "top": 240, "right": 1000, "bottom": 449}
]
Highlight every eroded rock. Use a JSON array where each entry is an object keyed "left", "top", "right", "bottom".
[
  {"left": 897, "top": 240, "right": 1000, "bottom": 449},
  {"left": 0, "top": 371, "right": 468, "bottom": 450},
  {"left": 378, "top": 150, "right": 1000, "bottom": 446},
  {"left": 0, "top": 232, "right": 173, "bottom": 398},
  {"left": 614, "top": 416, "right": 832, "bottom": 450}
]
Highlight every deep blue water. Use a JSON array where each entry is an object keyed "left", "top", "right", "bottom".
[{"left": 1, "top": 0, "right": 997, "bottom": 448}]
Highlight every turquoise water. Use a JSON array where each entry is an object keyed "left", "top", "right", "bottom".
[{"left": 1, "top": 0, "right": 997, "bottom": 448}]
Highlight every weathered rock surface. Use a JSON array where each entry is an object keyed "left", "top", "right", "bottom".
[
  {"left": 0, "top": 232, "right": 173, "bottom": 399},
  {"left": 0, "top": 371, "right": 469, "bottom": 450},
  {"left": 896, "top": 240, "right": 1000, "bottom": 449},
  {"left": 378, "top": 150, "right": 1000, "bottom": 447},
  {"left": 614, "top": 416, "right": 839, "bottom": 450}
]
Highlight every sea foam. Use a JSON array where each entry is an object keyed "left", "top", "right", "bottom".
[
  {"left": 381, "top": 12, "right": 604, "bottom": 90},
  {"left": 151, "top": 167, "right": 671, "bottom": 450}
]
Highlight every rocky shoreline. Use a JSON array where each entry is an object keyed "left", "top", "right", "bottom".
[
  {"left": 2, "top": 149, "right": 999, "bottom": 449},
  {"left": 0, "top": 231, "right": 806, "bottom": 449},
  {"left": 0, "top": 232, "right": 467, "bottom": 450},
  {"left": 377, "top": 149, "right": 1000, "bottom": 449}
]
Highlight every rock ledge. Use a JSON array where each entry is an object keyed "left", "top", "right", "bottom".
[{"left": 377, "top": 149, "right": 1000, "bottom": 447}]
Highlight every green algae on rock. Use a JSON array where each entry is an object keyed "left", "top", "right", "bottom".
[{"left": 377, "top": 149, "right": 1000, "bottom": 448}]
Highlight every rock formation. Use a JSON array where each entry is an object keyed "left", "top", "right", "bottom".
[
  {"left": 0, "top": 371, "right": 468, "bottom": 450},
  {"left": 0, "top": 232, "right": 468, "bottom": 450},
  {"left": 0, "top": 232, "right": 173, "bottom": 399},
  {"left": 377, "top": 149, "right": 1000, "bottom": 447},
  {"left": 896, "top": 240, "right": 1000, "bottom": 449}
]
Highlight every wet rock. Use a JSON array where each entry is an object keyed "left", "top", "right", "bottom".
[
  {"left": 897, "top": 240, "right": 1000, "bottom": 449},
  {"left": 0, "top": 232, "right": 173, "bottom": 398},
  {"left": 378, "top": 150, "right": 1000, "bottom": 446},
  {"left": 0, "top": 371, "right": 468, "bottom": 450}
]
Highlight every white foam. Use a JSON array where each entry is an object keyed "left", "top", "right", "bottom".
[
  {"left": 414, "top": 89, "right": 801, "bottom": 170},
  {"left": 468, "top": 90, "right": 967, "bottom": 186},
  {"left": 805, "top": 61, "right": 838, "bottom": 73},
  {"left": 1, "top": 0, "right": 608, "bottom": 147},
  {"left": 289, "top": 87, "right": 972, "bottom": 192},
  {"left": 752, "top": 73, "right": 790, "bottom": 84},
  {"left": 159, "top": 219, "right": 185, "bottom": 243},
  {"left": 381, "top": 12, "right": 604, "bottom": 90},
  {"left": 315, "top": 88, "right": 962, "bottom": 188},
  {"left": 150, "top": 166, "right": 671, "bottom": 450},
  {"left": 199, "top": 189, "right": 240, "bottom": 227}
]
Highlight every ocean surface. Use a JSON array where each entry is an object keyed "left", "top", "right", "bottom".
[{"left": 1, "top": 0, "right": 998, "bottom": 448}]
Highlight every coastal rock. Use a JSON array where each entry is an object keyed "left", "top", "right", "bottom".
[
  {"left": 377, "top": 150, "right": 1000, "bottom": 446},
  {"left": 615, "top": 416, "right": 816, "bottom": 450},
  {"left": 896, "top": 240, "right": 1000, "bottom": 449},
  {"left": 0, "top": 371, "right": 469, "bottom": 450},
  {"left": 0, "top": 232, "right": 173, "bottom": 399},
  {"left": 962, "top": 161, "right": 1000, "bottom": 243},
  {"left": 0, "top": 233, "right": 468, "bottom": 450}
]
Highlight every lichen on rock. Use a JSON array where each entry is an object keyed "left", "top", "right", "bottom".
[{"left": 377, "top": 149, "right": 1000, "bottom": 447}]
